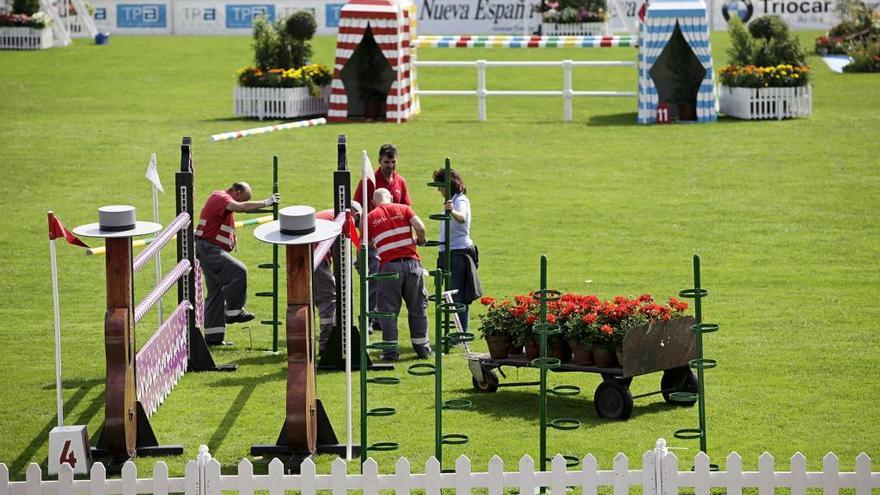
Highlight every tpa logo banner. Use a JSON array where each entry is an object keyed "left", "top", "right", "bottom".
[
  {"left": 225, "top": 4, "right": 274, "bottom": 28},
  {"left": 117, "top": 3, "right": 166, "bottom": 27},
  {"left": 324, "top": 3, "right": 343, "bottom": 27}
]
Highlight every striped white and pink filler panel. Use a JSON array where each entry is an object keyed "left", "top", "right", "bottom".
[
  {"left": 195, "top": 259, "right": 204, "bottom": 329},
  {"left": 136, "top": 299, "right": 190, "bottom": 417}
]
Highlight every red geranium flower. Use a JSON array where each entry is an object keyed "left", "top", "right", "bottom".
[{"left": 480, "top": 296, "right": 496, "bottom": 306}]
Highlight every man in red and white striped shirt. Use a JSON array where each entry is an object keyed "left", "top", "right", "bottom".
[
  {"left": 195, "top": 182, "right": 279, "bottom": 345},
  {"left": 368, "top": 188, "right": 431, "bottom": 361}
]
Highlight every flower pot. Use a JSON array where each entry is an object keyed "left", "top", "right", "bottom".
[
  {"left": 570, "top": 342, "right": 594, "bottom": 366},
  {"left": 508, "top": 343, "right": 524, "bottom": 355},
  {"left": 525, "top": 341, "right": 540, "bottom": 360},
  {"left": 548, "top": 339, "right": 571, "bottom": 362},
  {"left": 593, "top": 346, "right": 618, "bottom": 368},
  {"left": 718, "top": 85, "right": 812, "bottom": 120},
  {"left": 616, "top": 347, "right": 625, "bottom": 369},
  {"left": 233, "top": 85, "right": 330, "bottom": 120},
  {"left": 486, "top": 334, "right": 511, "bottom": 359}
]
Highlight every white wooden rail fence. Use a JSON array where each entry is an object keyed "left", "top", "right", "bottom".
[
  {"left": 2, "top": 439, "right": 878, "bottom": 495},
  {"left": 414, "top": 59, "right": 636, "bottom": 122}
]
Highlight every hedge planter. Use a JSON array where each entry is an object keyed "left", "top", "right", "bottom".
[
  {"left": 718, "top": 85, "right": 812, "bottom": 120},
  {"left": 233, "top": 85, "right": 329, "bottom": 120},
  {"left": 0, "top": 27, "right": 53, "bottom": 50},
  {"left": 541, "top": 22, "right": 609, "bottom": 36}
]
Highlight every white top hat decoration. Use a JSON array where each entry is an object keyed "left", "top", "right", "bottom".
[
  {"left": 254, "top": 205, "right": 342, "bottom": 245},
  {"left": 73, "top": 205, "right": 162, "bottom": 238}
]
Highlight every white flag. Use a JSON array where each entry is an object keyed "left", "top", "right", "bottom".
[
  {"left": 145, "top": 153, "right": 164, "bottom": 193},
  {"left": 360, "top": 150, "right": 375, "bottom": 185}
]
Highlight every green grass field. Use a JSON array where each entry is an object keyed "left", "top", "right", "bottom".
[{"left": 1, "top": 32, "right": 878, "bottom": 481}]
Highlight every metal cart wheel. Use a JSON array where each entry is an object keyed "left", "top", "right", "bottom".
[
  {"left": 661, "top": 366, "right": 698, "bottom": 406},
  {"left": 472, "top": 368, "right": 499, "bottom": 393},
  {"left": 594, "top": 380, "right": 633, "bottom": 420}
]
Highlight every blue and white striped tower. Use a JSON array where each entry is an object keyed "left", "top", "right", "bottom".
[{"left": 637, "top": 0, "right": 717, "bottom": 124}]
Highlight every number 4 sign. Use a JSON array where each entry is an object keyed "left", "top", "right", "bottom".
[{"left": 49, "top": 425, "right": 92, "bottom": 475}]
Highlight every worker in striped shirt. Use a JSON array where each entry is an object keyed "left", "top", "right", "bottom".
[{"left": 367, "top": 188, "right": 431, "bottom": 361}]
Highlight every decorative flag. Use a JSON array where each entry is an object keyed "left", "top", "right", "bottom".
[
  {"left": 145, "top": 153, "right": 164, "bottom": 193},
  {"left": 345, "top": 211, "right": 360, "bottom": 249},
  {"left": 361, "top": 150, "right": 375, "bottom": 185},
  {"left": 48, "top": 212, "right": 89, "bottom": 248}
]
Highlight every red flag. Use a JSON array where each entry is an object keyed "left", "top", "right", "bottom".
[
  {"left": 48, "top": 212, "right": 89, "bottom": 248},
  {"left": 345, "top": 211, "right": 360, "bottom": 250}
]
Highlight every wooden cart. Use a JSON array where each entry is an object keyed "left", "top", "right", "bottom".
[{"left": 466, "top": 316, "right": 700, "bottom": 419}]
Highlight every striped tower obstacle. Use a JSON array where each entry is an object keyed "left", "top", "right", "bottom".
[
  {"left": 413, "top": 34, "right": 637, "bottom": 48},
  {"left": 329, "top": 0, "right": 415, "bottom": 123},
  {"left": 637, "top": 0, "right": 717, "bottom": 124}
]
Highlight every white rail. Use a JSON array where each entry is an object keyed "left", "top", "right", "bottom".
[{"left": 414, "top": 59, "right": 636, "bottom": 121}]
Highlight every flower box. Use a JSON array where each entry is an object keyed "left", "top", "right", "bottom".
[
  {"left": 718, "top": 84, "right": 812, "bottom": 120},
  {"left": 0, "top": 26, "right": 53, "bottom": 50},
  {"left": 233, "top": 85, "right": 330, "bottom": 120},
  {"left": 541, "top": 21, "right": 609, "bottom": 36}
]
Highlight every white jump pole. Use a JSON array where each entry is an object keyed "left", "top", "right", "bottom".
[{"left": 49, "top": 234, "right": 64, "bottom": 427}]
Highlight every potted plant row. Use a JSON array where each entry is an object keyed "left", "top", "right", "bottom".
[
  {"left": 813, "top": 0, "right": 880, "bottom": 73},
  {"left": 0, "top": 0, "right": 53, "bottom": 50},
  {"left": 478, "top": 292, "right": 689, "bottom": 369},
  {"left": 536, "top": 0, "right": 609, "bottom": 36},
  {"left": 718, "top": 15, "right": 813, "bottom": 119},
  {"left": 233, "top": 11, "right": 332, "bottom": 120}
]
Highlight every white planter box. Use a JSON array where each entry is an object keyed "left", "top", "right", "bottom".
[
  {"left": 718, "top": 85, "right": 812, "bottom": 120},
  {"left": 541, "top": 21, "right": 609, "bottom": 36},
  {"left": 0, "top": 26, "right": 53, "bottom": 50},
  {"left": 233, "top": 85, "right": 329, "bottom": 120}
]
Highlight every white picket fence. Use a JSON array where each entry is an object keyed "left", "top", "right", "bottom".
[
  {"left": 2, "top": 439, "right": 878, "bottom": 495},
  {"left": 0, "top": 27, "right": 53, "bottom": 50},
  {"left": 415, "top": 59, "right": 636, "bottom": 122},
  {"left": 542, "top": 22, "right": 610, "bottom": 36},
  {"left": 233, "top": 85, "right": 330, "bottom": 120},
  {"left": 718, "top": 85, "right": 813, "bottom": 120}
]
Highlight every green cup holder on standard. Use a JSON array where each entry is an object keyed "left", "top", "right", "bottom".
[
  {"left": 368, "top": 272, "right": 400, "bottom": 281},
  {"left": 429, "top": 213, "right": 452, "bottom": 221},
  {"left": 407, "top": 363, "right": 436, "bottom": 376},
  {"left": 426, "top": 181, "right": 445, "bottom": 188},
  {"left": 445, "top": 332, "right": 474, "bottom": 344},
  {"left": 533, "top": 323, "right": 561, "bottom": 335},
  {"left": 669, "top": 391, "right": 700, "bottom": 403},
  {"left": 689, "top": 358, "right": 718, "bottom": 370},
  {"left": 366, "top": 407, "right": 396, "bottom": 417},
  {"left": 530, "top": 357, "right": 561, "bottom": 369},
  {"left": 549, "top": 418, "right": 580, "bottom": 430},
  {"left": 533, "top": 289, "right": 562, "bottom": 302},
  {"left": 254, "top": 291, "right": 274, "bottom": 297},
  {"left": 440, "top": 433, "right": 468, "bottom": 445},
  {"left": 368, "top": 442, "right": 399, "bottom": 452},
  {"left": 442, "top": 398, "right": 472, "bottom": 410},
  {"left": 260, "top": 319, "right": 280, "bottom": 325},
  {"left": 366, "top": 311, "right": 396, "bottom": 320},
  {"left": 691, "top": 322, "right": 720, "bottom": 334},
  {"left": 438, "top": 302, "right": 467, "bottom": 314},
  {"left": 368, "top": 376, "right": 401, "bottom": 385},
  {"left": 678, "top": 288, "right": 709, "bottom": 299},
  {"left": 674, "top": 428, "right": 704, "bottom": 440},
  {"left": 366, "top": 341, "right": 399, "bottom": 351},
  {"left": 257, "top": 263, "right": 278, "bottom": 269},
  {"left": 422, "top": 240, "right": 442, "bottom": 247},
  {"left": 549, "top": 385, "right": 581, "bottom": 397}
]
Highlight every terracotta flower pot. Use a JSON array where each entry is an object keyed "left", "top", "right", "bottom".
[
  {"left": 616, "top": 346, "right": 624, "bottom": 369},
  {"left": 549, "top": 339, "right": 571, "bottom": 362},
  {"left": 593, "top": 346, "right": 618, "bottom": 368},
  {"left": 508, "top": 343, "right": 524, "bottom": 355},
  {"left": 570, "top": 342, "right": 594, "bottom": 366},
  {"left": 525, "top": 341, "right": 540, "bottom": 360},
  {"left": 486, "top": 334, "right": 511, "bottom": 359}
]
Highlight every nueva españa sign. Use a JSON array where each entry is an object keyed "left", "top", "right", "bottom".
[{"left": 418, "top": 0, "right": 541, "bottom": 34}]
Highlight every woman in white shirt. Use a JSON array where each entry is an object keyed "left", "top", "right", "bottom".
[{"left": 433, "top": 168, "right": 482, "bottom": 332}]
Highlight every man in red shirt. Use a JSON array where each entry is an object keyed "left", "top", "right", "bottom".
[
  {"left": 354, "top": 144, "right": 411, "bottom": 331},
  {"left": 195, "top": 182, "right": 279, "bottom": 346},
  {"left": 368, "top": 188, "right": 431, "bottom": 361}
]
